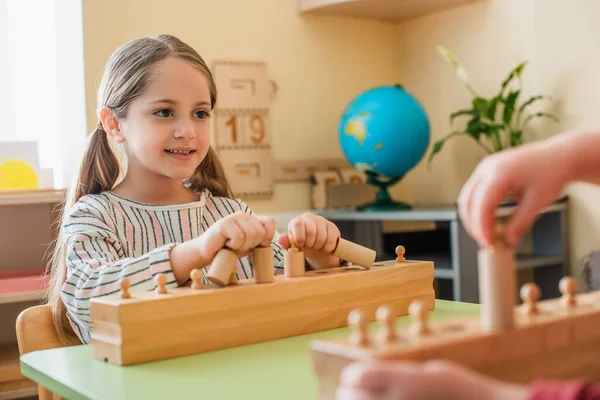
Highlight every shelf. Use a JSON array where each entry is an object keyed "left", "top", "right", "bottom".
[
  {"left": 297, "top": 0, "right": 484, "bottom": 22},
  {"left": 0, "top": 344, "right": 22, "bottom": 384},
  {"left": 0, "top": 379, "right": 37, "bottom": 400},
  {"left": 516, "top": 254, "right": 564, "bottom": 270},
  {"left": 0, "top": 273, "right": 48, "bottom": 305},
  {"left": 0, "top": 189, "right": 64, "bottom": 207}
]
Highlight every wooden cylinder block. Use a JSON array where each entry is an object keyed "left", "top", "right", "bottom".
[
  {"left": 284, "top": 248, "right": 305, "bottom": 278},
  {"left": 253, "top": 246, "right": 275, "bottom": 284},
  {"left": 206, "top": 248, "right": 238, "bottom": 287},
  {"left": 332, "top": 238, "right": 376, "bottom": 269},
  {"left": 478, "top": 246, "right": 515, "bottom": 331}
]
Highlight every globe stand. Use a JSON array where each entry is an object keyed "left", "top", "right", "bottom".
[{"left": 356, "top": 172, "right": 412, "bottom": 211}]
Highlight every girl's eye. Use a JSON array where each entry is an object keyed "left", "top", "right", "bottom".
[
  {"left": 195, "top": 110, "right": 210, "bottom": 119},
  {"left": 154, "top": 109, "right": 173, "bottom": 118}
]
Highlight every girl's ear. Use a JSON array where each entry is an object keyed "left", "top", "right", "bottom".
[{"left": 99, "top": 106, "right": 125, "bottom": 144}]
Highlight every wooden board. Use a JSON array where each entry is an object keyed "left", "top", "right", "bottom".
[
  {"left": 310, "top": 288, "right": 600, "bottom": 400},
  {"left": 90, "top": 258, "right": 435, "bottom": 366}
]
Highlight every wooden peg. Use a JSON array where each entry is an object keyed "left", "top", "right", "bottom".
[
  {"left": 520, "top": 283, "right": 541, "bottom": 315},
  {"left": 284, "top": 235, "right": 305, "bottom": 278},
  {"left": 375, "top": 304, "right": 397, "bottom": 344},
  {"left": 348, "top": 309, "right": 369, "bottom": 347},
  {"left": 478, "top": 222, "right": 515, "bottom": 332},
  {"left": 190, "top": 269, "right": 203, "bottom": 290},
  {"left": 253, "top": 246, "right": 275, "bottom": 284},
  {"left": 331, "top": 237, "right": 376, "bottom": 269},
  {"left": 395, "top": 245, "right": 406, "bottom": 262},
  {"left": 119, "top": 278, "right": 131, "bottom": 299},
  {"left": 229, "top": 270, "right": 239, "bottom": 285},
  {"left": 408, "top": 300, "right": 430, "bottom": 338},
  {"left": 559, "top": 276, "right": 577, "bottom": 308},
  {"left": 154, "top": 273, "right": 168, "bottom": 295},
  {"left": 206, "top": 248, "right": 238, "bottom": 287}
]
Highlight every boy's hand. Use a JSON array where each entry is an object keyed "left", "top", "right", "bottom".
[
  {"left": 336, "top": 360, "right": 528, "bottom": 400},
  {"left": 279, "top": 212, "right": 342, "bottom": 269}
]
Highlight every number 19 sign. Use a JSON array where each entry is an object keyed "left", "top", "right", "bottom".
[{"left": 212, "top": 61, "right": 275, "bottom": 200}]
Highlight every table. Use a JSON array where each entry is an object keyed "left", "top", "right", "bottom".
[
  {"left": 268, "top": 198, "right": 569, "bottom": 303},
  {"left": 20, "top": 300, "right": 479, "bottom": 400}
]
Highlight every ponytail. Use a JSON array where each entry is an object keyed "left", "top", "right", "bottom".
[
  {"left": 187, "top": 146, "right": 233, "bottom": 198},
  {"left": 46, "top": 126, "right": 120, "bottom": 345}
]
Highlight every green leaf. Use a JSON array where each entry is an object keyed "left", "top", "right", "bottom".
[
  {"left": 519, "top": 95, "right": 552, "bottom": 113},
  {"left": 466, "top": 117, "right": 483, "bottom": 140},
  {"left": 486, "top": 95, "right": 502, "bottom": 121},
  {"left": 472, "top": 97, "right": 488, "bottom": 116},
  {"left": 503, "top": 90, "right": 521, "bottom": 125},
  {"left": 522, "top": 112, "right": 559, "bottom": 127},
  {"left": 510, "top": 130, "right": 523, "bottom": 146},
  {"left": 427, "top": 131, "right": 463, "bottom": 167},
  {"left": 501, "top": 61, "right": 528, "bottom": 91},
  {"left": 450, "top": 108, "right": 477, "bottom": 124}
]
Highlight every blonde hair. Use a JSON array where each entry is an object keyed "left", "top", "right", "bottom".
[{"left": 46, "top": 34, "right": 232, "bottom": 345}]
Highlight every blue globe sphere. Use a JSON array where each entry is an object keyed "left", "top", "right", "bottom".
[{"left": 338, "top": 85, "right": 430, "bottom": 180}]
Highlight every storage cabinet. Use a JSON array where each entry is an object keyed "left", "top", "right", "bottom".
[{"left": 0, "top": 189, "right": 64, "bottom": 399}]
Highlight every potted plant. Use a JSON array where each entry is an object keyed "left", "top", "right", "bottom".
[{"left": 428, "top": 46, "right": 559, "bottom": 168}]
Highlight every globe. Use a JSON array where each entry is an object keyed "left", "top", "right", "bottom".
[{"left": 338, "top": 84, "right": 430, "bottom": 211}]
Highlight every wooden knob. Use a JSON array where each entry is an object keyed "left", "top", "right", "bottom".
[
  {"left": 395, "top": 245, "right": 406, "bottom": 262},
  {"left": 520, "top": 283, "right": 540, "bottom": 315},
  {"left": 559, "top": 276, "right": 577, "bottom": 307},
  {"left": 119, "top": 278, "right": 131, "bottom": 299},
  {"left": 190, "top": 269, "right": 203, "bottom": 289},
  {"left": 348, "top": 309, "right": 369, "bottom": 346},
  {"left": 492, "top": 223, "right": 507, "bottom": 247},
  {"left": 375, "top": 305, "right": 397, "bottom": 343},
  {"left": 155, "top": 273, "right": 168, "bottom": 295},
  {"left": 408, "top": 300, "right": 430, "bottom": 337}
]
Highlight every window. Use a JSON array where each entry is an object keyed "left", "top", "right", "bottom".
[{"left": 0, "top": 0, "right": 86, "bottom": 189}]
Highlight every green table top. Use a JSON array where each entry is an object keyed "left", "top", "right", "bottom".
[{"left": 21, "top": 300, "right": 479, "bottom": 400}]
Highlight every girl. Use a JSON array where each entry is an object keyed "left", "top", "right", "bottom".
[
  {"left": 337, "top": 130, "right": 600, "bottom": 400},
  {"left": 47, "top": 34, "right": 344, "bottom": 345}
]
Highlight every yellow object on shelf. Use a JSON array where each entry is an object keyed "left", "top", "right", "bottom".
[{"left": 0, "top": 159, "right": 39, "bottom": 190}]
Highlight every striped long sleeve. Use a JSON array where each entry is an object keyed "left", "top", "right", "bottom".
[
  {"left": 61, "top": 197, "right": 178, "bottom": 343},
  {"left": 59, "top": 190, "right": 286, "bottom": 343}
]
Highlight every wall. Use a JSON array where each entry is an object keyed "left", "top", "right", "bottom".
[
  {"left": 81, "top": 0, "right": 402, "bottom": 213},
  {"left": 394, "top": 0, "right": 600, "bottom": 276}
]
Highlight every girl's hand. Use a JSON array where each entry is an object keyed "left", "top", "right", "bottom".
[
  {"left": 336, "top": 360, "right": 528, "bottom": 400},
  {"left": 199, "top": 212, "right": 275, "bottom": 263},
  {"left": 278, "top": 212, "right": 342, "bottom": 269}
]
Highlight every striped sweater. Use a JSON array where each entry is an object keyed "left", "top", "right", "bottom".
[{"left": 60, "top": 189, "right": 285, "bottom": 344}]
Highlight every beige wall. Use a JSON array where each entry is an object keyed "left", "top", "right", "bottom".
[{"left": 82, "top": 0, "right": 401, "bottom": 213}]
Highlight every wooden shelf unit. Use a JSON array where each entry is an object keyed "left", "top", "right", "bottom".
[
  {"left": 0, "top": 188, "right": 63, "bottom": 399},
  {"left": 297, "top": 0, "right": 484, "bottom": 22}
]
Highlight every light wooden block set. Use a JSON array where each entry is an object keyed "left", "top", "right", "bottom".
[
  {"left": 90, "top": 238, "right": 435, "bottom": 365},
  {"left": 89, "top": 222, "right": 600, "bottom": 398},
  {"left": 310, "top": 225, "right": 600, "bottom": 399}
]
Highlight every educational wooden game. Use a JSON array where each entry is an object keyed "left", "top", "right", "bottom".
[
  {"left": 89, "top": 238, "right": 435, "bottom": 366},
  {"left": 310, "top": 225, "right": 600, "bottom": 400}
]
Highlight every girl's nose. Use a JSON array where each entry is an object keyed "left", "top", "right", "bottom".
[{"left": 174, "top": 118, "right": 195, "bottom": 139}]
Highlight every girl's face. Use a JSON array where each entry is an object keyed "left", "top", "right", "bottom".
[{"left": 110, "top": 57, "right": 212, "bottom": 183}]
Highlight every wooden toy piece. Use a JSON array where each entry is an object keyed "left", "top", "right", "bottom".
[
  {"left": 253, "top": 246, "right": 275, "bottom": 284},
  {"left": 375, "top": 304, "right": 397, "bottom": 344},
  {"left": 154, "top": 273, "right": 168, "bottom": 295},
  {"left": 477, "top": 223, "right": 515, "bottom": 332},
  {"left": 348, "top": 309, "right": 369, "bottom": 347},
  {"left": 408, "top": 300, "right": 430, "bottom": 338},
  {"left": 559, "top": 276, "right": 577, "bottom": 308},
  {"left": 229, "top": 270, "right": 239, "bottom": 285},
  {"left": 119, "top": 278, "right": 131, "bottom": 299},
  {"left": 190, "top": 269, "right": 203, "bottom": 290},
  {"left": 520, "top": 282, "right": 540, "bottom": 315},
  {"left": 206, "top": 248, "right": 238, "bottom": 287},
  {"left": 395, "top": 245, "right": 406, "bottom": 262},
  {"left": 284, "top": 235, "right": 305, "bottom": 278},
  {"left": 90, "top": 256, "right": 435, "bottom": 366},
  {"left": 331, "top": 237, "right": 376, "bottom": 269}
]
